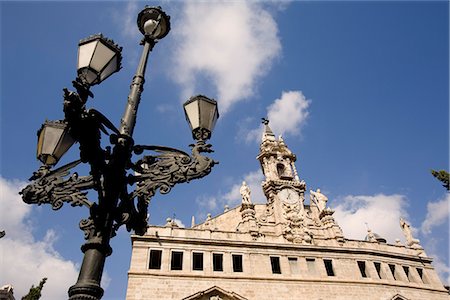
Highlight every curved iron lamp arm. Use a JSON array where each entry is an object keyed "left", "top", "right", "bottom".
[{"left": 115, "top": 141, "right": 218, "bottom": 235}]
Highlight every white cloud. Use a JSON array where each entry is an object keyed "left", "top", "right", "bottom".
[
  {"left": 267, "top": 90, "right": 311, "bottom": 136},
  {"left": 419, "top": 194, "right": 450, "bottom": 286},
  {"left": 196, "top": 170, "right": 264, "bottom": 218},
  {"left": 0, "top": 177, "right": 79, "bottom": 299},
  {"left": 111, "top": 1, "right": 141, "bottom": 66},
  {"left": 421, "top": 193, "right": 450, "bottom": 234},
  {"left": 432, "top": 255, "right": 450, "bottom": 286},
  {"left": 156, "top": 104, "right": 176, "bottom": 113},
  {"left": 333, "top": 194, "right": 409, "bottom": 243},
  {"left": 0, "top": 178, "right": 32, "bottom": 239},
  {"left": 246, "top": 90, "right": 311, "bottom": 142},
  {"left": 424, "top": 234, "right": 450, "bottom": 285},
  {"left": 196, "top": 195, "right": 219, "bottom": 212},
  {"left": 424, "top": 238, "right": 450, "bottom": 287},
  {"left": 171, "top": 1, "right": 281, "bottom": 113},
  {"left": 120, "top": 1, "right": 140, "bottom": 40}
]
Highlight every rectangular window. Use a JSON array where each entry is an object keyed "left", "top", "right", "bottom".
[
  {"left": 288, "top": 257, "right": 299, "bottom": 274},
  {"left": 357, "top": 261, "right": 368, "bottom": 278},
  {"left": 148, "top": 249, "right": 162, "bottom": 269},
  {"left": 417, "top": 267, "right": 423, "bottom": 280},
  {"left": 270, "top": 257, "right": 281, "bottom": 274},
  {"left": 403, "top": 266, "right": 410, "bottom": 281},
  {"left": 192, "top": 252, "right": 203, "bottom": 271},
  {"left": 389, "top": 264, "right": 397, "bottom": 280},
  {"left": 232, "top": 254, "right": 243, "bottom": 272},
  {"left": 416, "top": 268, "right": 428, "bottom": 283},
  {"left": 306, "top": 258, "right": 316, "bottom": 275},
  {"left": 324, "top": 259, "right": 335, "bottom": 276},
  {"left": 213, "top": 253, "right": 223, "bottom": 271},
  {"left": 374, "top": 262, "right": 382, "bottom": 279},
  {"left": 171, "top": 251, "right": 183, "bottom": 270}
]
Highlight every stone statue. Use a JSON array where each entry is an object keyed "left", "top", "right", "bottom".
[
  {"left": 400, "top": 218, "right": 420, "bottom": 246},
  {"left": 240, "top": 181, "right": 252, "bottom": 204},
  {"left": 310, "top": 188, "right": 328, "bottom": 212},
  {"left": 366, "top": 229, "right": 377, "bottom": 242},
  {"left": 1, "top": 284, "right": 13, "bottom": 293}
]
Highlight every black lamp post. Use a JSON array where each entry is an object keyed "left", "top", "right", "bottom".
[{"left": 20, "top": 6, "right": 219, "bottom": 300}]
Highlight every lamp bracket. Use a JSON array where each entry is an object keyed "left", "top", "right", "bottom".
[
  {"left": 72, "top": 77, "right": 93, "bottom": 100},
  {"left": 192, "top": 127, "right": 212, "bottom": 142},
  {"left": 116, "top": 141, "right": 218, "bottom": 235},
  {"left": 86, "top": 109, "right": 121, "bottom": 136},
  {"left": 20, "top": 160, "right": 94, "bottom": 210}
]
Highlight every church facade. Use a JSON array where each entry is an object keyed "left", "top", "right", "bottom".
[{"left": 125, "top": 122, "right": 448, "bottom": 300}]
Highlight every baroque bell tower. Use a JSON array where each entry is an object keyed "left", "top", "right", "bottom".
[
  {"left": 256, "top": 119, "right": 343, "bottom": 244},
  {"left": 256, "top": 119, "right": 309, "bottom": 243},
  {"left": 257, "top": 119, "right": 306, "bottom": 195}
]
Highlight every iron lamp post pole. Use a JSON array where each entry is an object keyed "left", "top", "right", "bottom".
[{"left": 120, "top": 38, "right": 153, "bottom": 137}]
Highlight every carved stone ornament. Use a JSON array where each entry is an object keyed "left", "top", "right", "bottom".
[
  {"left": 258, "top": 202, "right": 275, "bottom": 224},
  {"left": 282, "top": 202, "right": 304, "bottom": 223},
  {"left": 399, "top": 218, "right": 422, "bottom": 250},
  {"left": 241, "top": 203, "right": 256, "bottom": 220},
  {"left": 282, "top": 220, "right": 312, "bottom": 244}
]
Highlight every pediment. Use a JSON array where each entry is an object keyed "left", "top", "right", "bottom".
[
  {"left": 182, "top": 286, "right": 248, "bottom": 300},
  {"left": 390, "top": 294, "right": 409, "bottom": 300}
]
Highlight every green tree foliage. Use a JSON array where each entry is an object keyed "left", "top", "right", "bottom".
[
  {"left": 431, "top": 169, "right": 450, "bottom": 191},
  {"left": 21, "top": 278, "right": 47, "bottom": 300}
]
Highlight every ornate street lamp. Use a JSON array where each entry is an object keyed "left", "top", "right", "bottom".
[
  {"left": 20, "top": 6, "right": 219, "bottom": 300},
  {"left": 184, "top": 95, "right": 219, "bottom": 141},
  {"left": 137, "top": 6, "right": 170, "bottom": 39},
  {"left": 77, "top": 34, "right": 122, "bottom": 86},
  {"left": 37, "top": 120, "right": 75, "bottom": 166}
]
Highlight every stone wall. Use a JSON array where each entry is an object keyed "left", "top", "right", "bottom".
[
  {"left": 126, "top": 227, "right": 448, "bottom": 300},
  {"left": 127, "top": 271, "right": 448, "bottom": 300}
]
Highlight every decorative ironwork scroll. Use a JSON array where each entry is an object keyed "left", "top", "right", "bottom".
[
  {"left": 123, "top": 141, "right": 218, "bottom": 234},
  {"left": 20, "top": 160, "right": 94, "bottom": 210}
]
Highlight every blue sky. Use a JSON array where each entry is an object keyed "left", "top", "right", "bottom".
[{"left": 1, "top": 1, "right": 448, "bottom": 299}]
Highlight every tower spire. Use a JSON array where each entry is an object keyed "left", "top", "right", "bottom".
[
  {"left": 257, "top": 118, "right": 299, "bottom": 183},
  {"left": 261, "top": 118, "right": 275, "bottom": 142}
]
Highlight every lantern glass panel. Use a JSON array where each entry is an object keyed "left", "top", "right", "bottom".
[
  {"left": 184, "top": 101, "right": 200, "bottom": 130},
  {"left": 100, "top": 55, "right": 119, "bottom": 82},
  {"left": 198, "top": 99, "right": 217, "bottom": 131},
  {"left": 54, "top": 133, "right": 75, "bottom": 163},
  {"left": 41, "top": 126, "right": 64, "bottom": 158},
  {"left": 37, "top": 130, "right": 57, "bottom": 165},
  {"left": 77, "top": 41, "right": 97, "bottom": 70},
  {"left": 90, "top": 42, "right": 115, "bottom": 73},
  {"left": 79, "top": 69, "right": 98, "bottom": 85},
  {"left": 144, "top": 19, "right": 162, "bottom": 37}
]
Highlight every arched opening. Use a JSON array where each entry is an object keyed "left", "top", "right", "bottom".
[{"left": 276, "top": 163, "right": 285, "bottom": 178}]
